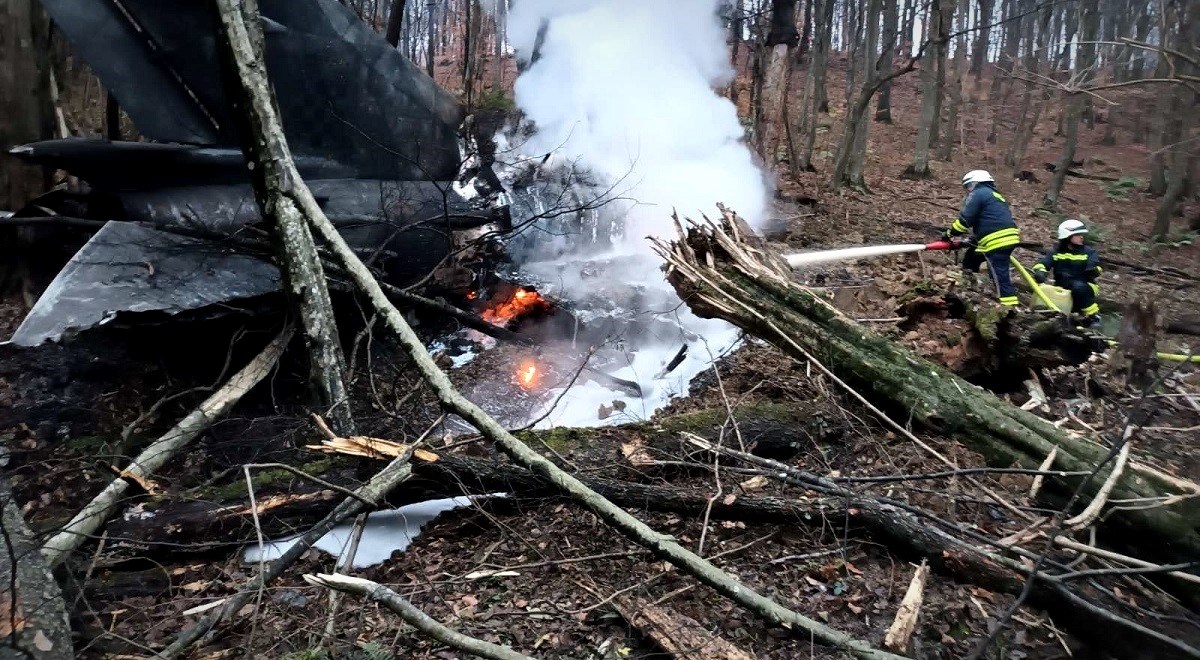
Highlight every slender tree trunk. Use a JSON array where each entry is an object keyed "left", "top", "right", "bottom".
[
  {"left": 1043, "top": 0, "right": 1099, "bottom": 211},
  {"left": 986, "top": 0, "right": 1022, "bottom": 143},
  {"left": 792, "top": 0, "right": 834, "bottom": 172},
  {"left": 900, "top": 0, "right": 916, "bottom": 52},
  {"left": 1150, "top": 1, "right": 1198, "bottom": 239},
  {"left": 385, "top": 0, "right": 407, "bottom": 46},
  {"left": 843, "top": 0, "right": 861, "bottom": 107},
  {"left": 936, "top": 0, "right": 969, "bottom": 161},
  {"left": 1051, "top": 4, "right": 1078, "bottom": 137},
  {"left": 970, "top": 0, "right": 994, "bottom": 81},
  {"left": 426, "top": 0, "right": 436, "bottom": 77},
  {"left": 493, "top": 0, "right": 505, "bottom": 90},
  {"left": 903, "top": 0, "right": 952, "bottom": 178},
  {"left": 1146, "top": 5, "right": 1176, "bottom": 196},
  {"left": 759, "top": 0, "right": 800, "bottom": 161},
  {"left": 832, "top": 0, "right": 882, "bottom": 190},
  {"left": 816, "top": 0, "right": 832, "bottom": 112},
  {"left": 875, "top": 0, "right": 899, "bottom": 121},
  {"left": 0, "top": 0, "right": 52, "bottom": 210},
  {"left": 729, "top": 0, "right": 744, "bottom": 103},
  {"left": 105, "top": 91, "right": 121, "bottom": 140},
  {"left": 214, "top": 0, "right": 356, "bottom": 434},
  {"left": 1100, "top": 6, "right": 1127, "bottom": 145},
  {"left": 1005, "top": 0, "right": 1052, "bottom": 173}
]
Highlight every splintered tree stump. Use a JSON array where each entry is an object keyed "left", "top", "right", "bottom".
[
  {"left": 649, "top": 206, "right": 1200, "bottom": 564},
  {"left": 1113, "top": 297, "right": 1159, "bottom": 392},
  {"left": 897, "top": 287, "right": 1101, "bottom": 382}
]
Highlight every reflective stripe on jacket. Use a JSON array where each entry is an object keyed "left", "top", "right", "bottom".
[
  {"left": 947, "top": 183, "right": 1020, "bottom": 253},
  {"left": 1032, "top": 242, "right": 1101, "bottom": 285}
]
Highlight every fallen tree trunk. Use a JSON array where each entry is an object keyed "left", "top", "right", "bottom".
[{"left": 649, "top": 207, "right": 1200, "bottom": 564}]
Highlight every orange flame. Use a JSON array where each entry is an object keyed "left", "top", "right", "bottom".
[
  {"left": 466, "top": 290, "right": 478, "bottom": 301},
  {"left": 482, "top": 288, "right": 544, "bottom": 326},
  {"left": 516, "top": 360, "right": 541, "bottom": 390}
]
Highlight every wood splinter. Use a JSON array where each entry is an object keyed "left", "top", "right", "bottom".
[{"left": 884, "top": 560, "right": 929, "bottom": 654}]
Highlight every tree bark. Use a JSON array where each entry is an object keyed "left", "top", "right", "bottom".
[
  {"left": 874, "top": 0, "right": 899, "bottom": 121},
  {"left": 1111, "top": 297, "right": 1159, "bottom": 391},
  {"left": 970, "top": 0, "right": 994, "bottom": 80},
  {"left": 0, "top": 0, "right": 52, "bottom": 210},
  {"left": 790, "top": 0, "right": 833, "bottom": 173},
  {"left": 936, "top": 0, "right": 969, "bottom": 161},
  {"left": 384, "top": 0, "right": 407, "bottom": 47},
  {"left": 426, "top": 0, "right": 436, "bottom": 78},
  {"left": 1004, "top": 0, "right": 1052, "bottom": 173},
  {"left": 831, "top": 0, "right": 881, "bottom": 189},
  {"left": 729, "top": 0, "right": 744, "bottom": 104},
  {"left": 1, "top": 479, "right": 73, "bottom": 659},
  {"left": 758, "top": 0, "right": 799, "bottom": 161},
  {"left": 902, "top": 0, "right": 952, "bottom": 178},
  {"left": 1042, "top": 0, "right": 1098, "bottom": 211},
  {"left": 650, "top": 208, "right": 1200, "bottom": 566},
  {"left": 214, "top": 0, "right": 356, "bottom": 434}
]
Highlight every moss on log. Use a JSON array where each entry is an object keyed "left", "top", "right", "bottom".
[{"left": 651, "top": 207, "right": 1200, "bottom": 563}]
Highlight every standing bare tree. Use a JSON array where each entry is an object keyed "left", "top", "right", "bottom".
[
  {"left": 385, "top": 0, "right": 407, "bottom": 46},
  {"left": 790, "top": 0, "right": 834, "bottom": 173},
  {"left": 1004, "top": 0, "right": 1052, "bottom": 175},
  {"left": 875, "top": 0, "right": 899, "bottom": 121},
  {"left": 1042, "top": 0, "right": 1100, "bottom": 211},
  {"left": 757, "top": 0, "right": 801, "bottom": 161},
  {"left": 936, "top": 0, "right": 969, "bottom": 161},
  {"left": 1150, "top": 1, "right": 1199, "bottom": 240},
  {"left": 902, "top": 0, "right": 953, "bottom": 178},
  {"left": 969, "top": 0, "right": 994, "bottom": 84},
  {"left": 831, "top": 0, "right": 883, "bottom": 190},
  {"left": 0, "top": 0, "right": 52, "bottom": 211}
]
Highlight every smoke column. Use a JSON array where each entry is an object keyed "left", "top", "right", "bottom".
[
  {"left": 505, "top": 0, "right": 768, "bottom": 250},
  {"left": 494, "top": 0, "right": 768, "bottom": 427}
]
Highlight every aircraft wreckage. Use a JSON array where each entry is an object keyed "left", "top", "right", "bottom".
[{"left": 5, "top": 0, "right": 511, "bottom": 346}]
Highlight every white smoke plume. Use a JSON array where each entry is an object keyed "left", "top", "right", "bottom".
[
  {"left": 489, "top": 0, "right": 769, "bottom": 427},
  {"left": 505, "top": 0, "right": 768, "bottom": 249}
]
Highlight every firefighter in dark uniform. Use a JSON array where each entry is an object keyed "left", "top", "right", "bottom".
[
  {"left": 1033, "top": 219, "right": 1102, "bottom": 327},
  {"left": 944, "top": 169, "right": 1021, "bottom": 306}
]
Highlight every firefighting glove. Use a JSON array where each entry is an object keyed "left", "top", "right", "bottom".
[{"left": 1033, "top": 270, "right": 1047, "bottom": 284}]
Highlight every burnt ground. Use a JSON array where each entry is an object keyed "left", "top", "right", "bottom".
[{"left": 2, "top": 59, "right": 1198, "bottom": 660}]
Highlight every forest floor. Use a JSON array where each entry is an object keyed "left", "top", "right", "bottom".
[{"left": 1, "top": 54, "right": 1198, "bottom": 660}]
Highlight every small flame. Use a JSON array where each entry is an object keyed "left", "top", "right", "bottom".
[
  {"left": 516, "top": 360, "right": 541, "bottom": 390},
  {"left": 466, "top": 290, "right": 478, "bottom": 301},
  {"left": 482, "top": 287, "right": 545, "bottom": 326}
]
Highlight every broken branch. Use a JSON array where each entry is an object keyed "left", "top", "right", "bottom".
[
  {"left": 303, "top": 574, "right": 534, "bottom": 660},
  {"left": 40, "top": 324, "right": 293, "bottom": 567}
]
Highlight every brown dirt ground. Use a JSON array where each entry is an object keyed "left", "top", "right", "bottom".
[{"left": 2, "top": 46, "right": 1197, "bottom": 660}]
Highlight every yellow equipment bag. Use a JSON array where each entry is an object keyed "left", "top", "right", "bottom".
[{"left": 1035, "top": 284, "right": 1073, "bottom": 313}]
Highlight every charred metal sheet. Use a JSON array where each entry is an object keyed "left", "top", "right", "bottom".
[
  {"left": 8, "top": 180, "right": 485, "bottom": 346},
  {"left": 10, "top": 222, "right": 280, "bottom": 346},
  {"left": 37, "top": 0, "right": 464, "bottom": 180}
]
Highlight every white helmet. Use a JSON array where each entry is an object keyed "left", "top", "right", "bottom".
[
  {"left": 1057, "top": 219, "right": 1088, "bottom": 240},
  {"left": 962, "top": 169, "right": 995, "bottom": 188}
]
